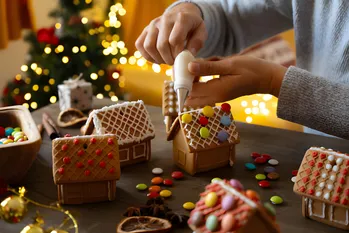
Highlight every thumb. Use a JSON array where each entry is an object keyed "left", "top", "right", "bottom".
[{"left": 188, "top": 59, "right": 232, "bottom": 76}]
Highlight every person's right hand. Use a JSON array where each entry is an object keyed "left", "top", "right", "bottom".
[{"left": 135, "top": 3, "right": 207, "bottom": 65}]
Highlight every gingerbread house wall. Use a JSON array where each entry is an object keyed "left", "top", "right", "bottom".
[
  {"left": 238, "top": 211, "right": 279, "bottom": 233},
  {"left": 119, "top": 139, "right": 151, "bottom": 167},
  {"left": 302, "top": 197, "right": 349, "bottom": 230},
  {"left": 173, "top": 129, "right": 236, "bottom": 175},
  {"left": 57, "top": 180, "right": 116, "bottom": 204}
]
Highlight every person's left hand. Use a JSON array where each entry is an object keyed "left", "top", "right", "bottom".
[{"left": 185, "top": 55, "right": 287, "bottom": 106}]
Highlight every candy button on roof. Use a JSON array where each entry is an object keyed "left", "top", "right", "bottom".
[
  {"left": 211, "top": 177, "right": 222, "bottom": 183},
  {"left": 183, "top": 202, "right": 195, "bottom": 210},
  {"left": 199, "top": 116, "right": 208, "bottom": 126},
  {"left": 202, "top": 106, "right": 214, "bottom": 117},
  {"left": 199, "top": 127, "right": 210, "bottom": 139},
  {"left": 217, "top": 130, "right": 229, "bottom": 142},
  {"left": 230, "top": 179, "right": 244, "bottom": 191},
  {"left": 268, "top": 159, "right": 279, "bottom": 166},
  {"left": 181, "top": 113, "right": 192, "bottom": 124},
  {"left": 205, "top": 192, "right": 218, "bottom": 207},
  {"left": 152, "top": 167, "right": 163, "bottom": 175},
  {"left": 221, "top": 103, "right": 231, "bottom": 113},
  {"left": 270, "top": 196, "right": 283, "bottom": 205},
  {"left": 206, "top": 215, "right": 218, "bottom": 231},
  {"left": 255, "top": 174, "right": 267, "bottom": 181},
  {"left": 245, "top": 163, "right": 256, "bottom": 170},
  {"left": 220, "top": 115, "right": 231, "bottom": 126},
  {"left": 190, "top": 211, "right": 204, "bottom": 227}
]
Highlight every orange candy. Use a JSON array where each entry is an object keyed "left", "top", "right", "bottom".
[
  {"left": 151, "top": 177, "right": 163, "bottom": 185},
  {"left": 149, "top": 185, "right": 161, "bottom": 193},
  {"left": 245, "top": 190, "right": 260, "bottom": 202}
]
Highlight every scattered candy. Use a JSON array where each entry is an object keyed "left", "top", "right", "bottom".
[
  {"left": 267, "top": 172, "right": 280, "bottom": 180},
  {"left": 0, "top": 127, "right": 28, "bottom": 145},
  {"left": 0, "top": 127, "right": 4, "bottom": 137},
  {"left": 172, "top": 171, "right": 184, "bottom": 179},
  {"left": 190, "top": 211, "right": 204, "bottom": 227},
  {"left": 229, "top": 179, "right": 244, "bottom": 191},
  {"left": 5, "top": 127, "right": 14, "bottom": 137},
  {"left": 255, "top": 174, "right": 266, "bottom": 180},
  {"left": 147, "top": 192, "right": 160, "bottom": 199},
  {"left": 202, "top": 106, "right": 214, "bottom": 117},
  {"left": 136, "top": 184, "right": 147, "bottom": 191},
  {"left": 183, "top": 202, "right": 195, "bottom": 210},
  {"left": 291, "top": 177, "right": 297, "bottom": 183},
  {"left": 149, "top": 186, "right": 161, "bottom": 193},
  {"left": 3, "top": 139, "right": 13, "bottom": 144},
  {"left": 211, "top": 177, "right": 222, "bottom": 183},
  {"left": 262, "top": 154, "right": 272, "bottom": 161},
  {"left": 268, "top": 159, "right": 279, "bottom": 166},
  {"left": 160, "top": 190, "right": 172, "bottom": 198},
  {"left": 220, "top": 115, "right": 231, "bottom": 126},
  {"left": 251, "top": 152, "right": 261, "bottom": 159},
  {"left": 221, "top": 213, "right": 235, "bottom": 231},
  {"left": 222, "top": 195, "right": 235, "bottom": 210},
  {"left": 254, "top": 157, "right": 267, "bottom": 164},
  {"left": 220, "top": 103, "right": 231, "bottom": 113},
  {"left": 163, "top": 179, "right": 173, "bottom": 186},
  {"left": 205, "top": 192, "right": 218, "bottom": 207},
  {"left": 217, "top": 130, "right": 229, "bottom": 142},
  {"left": 264, "top": 166, "right": 276, "bottom": 174},
  {"left": 258, "top": 180, "right": 271, "bottom": 188},
  {"left": 199, "top": 116, "right": 208, "bottom": 126},
  {"left": 181, "top": 113, "right": 192, "bottom": 124},
  {"left": 270, "top": 196, "right": 283, "bottom": 205},
  {"left": 152, "top": 168, "right": 163, "bottom": 175},
  {"left": 245, "top": 163, "right": 256, "bottom": 170},
  {"left": 292, "top": 170, "right": 298, "bottom": 176},
  {"left": 205, "top": 215, "right": 218, "bottom": 231},
  {"left": 151, "top": 177, "right": 163, "bottom": 185},
  {"left": 199, "top": 127, "right": 210, "bottom": 139},
  {"left": 245, "top": 190, "right": 260, "bottom": 201}
]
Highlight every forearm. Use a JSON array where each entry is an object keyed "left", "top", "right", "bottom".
[{"left": 277, "top": 66, "right": 349, "bottom": 139}]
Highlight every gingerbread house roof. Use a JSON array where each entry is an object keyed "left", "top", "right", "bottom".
[
  {"left": 52, "top": 135, "right": 120, "bottom": 184},
  {"left": 162, "top": 80, "right": 201, "bottom": 117},
  {"left": 188, "top": 179, "right": 279, "bottom": 232},
  {"left": 294, "top": 147, "right": 349, "bottom": 208},
  {"left": 84, "top": 100, "right": 155, "bottom": 146},
  {"left": 167, "top": 105, "right": 239, "bottom": 152}
]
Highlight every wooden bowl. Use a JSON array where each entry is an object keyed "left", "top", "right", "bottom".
[{"left": 0, "top": 105, "right": 42, "bottom": 184}]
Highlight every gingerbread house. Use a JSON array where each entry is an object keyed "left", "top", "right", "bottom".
[
  {"left": 52, "top": 135, "right": 120, "bottom": 204},
  {"left": 188, "top": 179, "right": 280, "bottom": 232},
  {"left": 294, "top": 147, "right": 349, "bottom": 230},
  {"left": 83, "top": 100, "right": 155, "bottom": 167},
  {"left": 167, "top": 104, "right": 239, "bottom": 175}
]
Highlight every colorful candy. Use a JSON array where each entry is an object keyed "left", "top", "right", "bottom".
[
  {"left": 220, "top": 103, "right": 231, "bottom": 113},
  {"left": 0, "top": 127, "right": 27, "bottom": 145},
  {"left": 183, "top": 202, "right": 195, "bottom": 210},
  {"left": 229, "top": 179, "right": 244, "bottom": 191},
  {"left": 199, "top": 116, "right": 208, "bottom": 126},
  {"left": 163, "top": 179, "right": 173, "bottom": 186},
  {"left": 202, "top": 106, "right": 214, "bottom": 117},
  {"left": 221, "top": 213, "right": 235, "bottom": 231},
  {"left": 151, "top": 177, "right": 163, "bottom": 185},
  {"left": 5, "top": 127, "right": 14, "bottom": 137},
  {"left": 0, "top": 127, "right": 4, "bottom": 137},
  {"left": 220, "top": 115, "right": 231, "bottom": 126},
  {"left": 171, "top": 171, "right": 184, "bottom": 179},
  {"left": 267, "top": 172, "right": 280, "bottom": 180},
  {"left": 199, "top": 127, "right": 210, "bottom": 138},
  {"left": 160, "top": 190, "right": 172, "bottom": 198},
  {"left": 245, "top": 163, "right": 256, "bottom": 170},
  {"left": 136, "top": 184, "right": 148, "bottom": 191},
  {"left": 268, "top": 159, "right": 279, "bottom": 166},
  {"left": 270, "top": 195, "right": 283, "bottom": 205},
  {"left": 255, "top": 174, "right": 266, "bottom": 180},
  {"left": 222, "top": 195, "right": 235, "bottom": 210},
  {"left": 149, "top": 186, "right": 161, "bottom": 193},
  {"left": 181, "top": 113, "right": 192, "bottom": 124},
  {"left": 205, "top": 192, "right": 218, "bottom": 207},
  {"left": 258, "top": 180, "right": 271, "bottom": 188},
  {"left": 264, "top": 166, "right": 276, "bottom": 174},
  {"left": 147, "top": 192, "right": 160, "bottom": 199},
  {"left": 190, "top": 211, "right": 204, "bottom": 227},
  {"left": 211, "top": 177, "right": 222, "bottom": 183},
  {"left": 206, "top": 215, "right": 218, "bottom": 231},
  {"left": 217, "top": 130, "right": 229, "bottom": 142},
  {"left": 152, "top": 168, "right": 163, "bottom": 175}
]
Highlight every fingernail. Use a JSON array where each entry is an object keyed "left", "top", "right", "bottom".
[
  {"left": 190, "top": 48, "right": 197, "bottom": 56},
  {"left": 188, "top": 62, "right": 200, "bottom": 73}
]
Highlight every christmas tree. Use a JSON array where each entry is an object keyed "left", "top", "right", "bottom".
[{"left": 2, "top": 0, "right": 127, "bottom": 110}]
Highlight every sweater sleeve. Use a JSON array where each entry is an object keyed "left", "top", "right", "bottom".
[
  {"left": 277, "top": 66, "right": 349, "bottom": 139},
  {"left": 168, "top": 0, "right": 294, "bottom": 58}
]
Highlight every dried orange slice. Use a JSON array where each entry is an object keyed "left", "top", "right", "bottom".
[
  {"left": 57, "top": 108, "right": 87, "bottom": 128},
  {"left": 117, "top": 216, "right": 172, "bottom": 233}
]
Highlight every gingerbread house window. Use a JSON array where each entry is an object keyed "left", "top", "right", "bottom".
[
  {"left": 176, "top": 150, "right": 186, "bottom": 166},
  {"left": 133, "top": 143, "right": 146, "bottom": 159},
  {"left": 309, "top": 199, "right": 326, "bottom": 219},
  {"left": 119, "top": 149, "right": 129, "bottom": 162},
  {"left": 330, "top": 205, "right": 349, "bottom": 225}
]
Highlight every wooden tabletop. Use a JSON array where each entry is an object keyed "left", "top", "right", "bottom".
[{"left": 1, "top": 99, "right": 348, "bottom": 233}]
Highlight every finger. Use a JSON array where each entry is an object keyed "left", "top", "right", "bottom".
[
  {"left": 185, "top": 95, "right": 216, "bottom": 107},
  {"left": 188, "top": 59, "right": 236, "bottom": 76},
  {"left": 186, "top": 79, "right": 222, "bottom": 106},
  {"left": 144, "top": 26, "right": 165, "bottom": 64},
  {"left": 205, "top": 56, "right": 224, "bottom": 61},
  {"left": 157, "top": 18, "right": 175, "bottom": 65},
  {"left": 135, "top": 28, "right": 156, "bottom": 63},
  {"left": 186, "top": 22, "right": 207, "bottom": 56}
]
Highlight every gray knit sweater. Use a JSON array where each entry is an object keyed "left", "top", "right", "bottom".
[{"left": 170, "top": 0, "right": 349, "bottom": 139}]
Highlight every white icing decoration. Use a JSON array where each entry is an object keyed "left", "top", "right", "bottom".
[
  {"left": 326, "top": 164, "right": 332, "bottom": 170},
  {"left": 328, "top": 148, "right": 333, "bottom": 151},
  {"left": 324, "top": 193, "right": 330, "bottom": 200},
  {"left": 316, "top": 191, "right": 322, "bottom": 197},
  {"left": 53, "top": 134, "right": 115, "bottom": 142},
  {"left": 337, "top": 158, "right": 344, "bottom": 165},
  {"left": 308, "top": 198, "right": 326, "bottom": 218},
  {"left": 169, "top": 81, "right": 174, "bottom": 87},
  {"left": 327, "top": 184, "right": 334, "bottom": 190},
  {"left": 291, "top": 177, "right": 297, "bottom": 183},
  {"left": 169, "top": 94, "right": 174, "bottom": 100},
  {"left": 328, "top": 155, "right": 335, "bottom": 161},
  {"left": 330, "top": 175, "right": 336, "bottom": 181},
  {"left": 330, "top": 205, "right": 349, "bottom": 225},
  {"left": 169, "top": 88, "right": 173, "bottom": 93},
  {"left": 310, "top": 147, "right": 349, "bottom": 159},
  {"left": 333, "top": 165, "right": 339, "bottom": 172},
  {"left": 169, "top": 101, "right": 174, "bottom": 106},
  {"left": 321, "top": 173, "right": 327, "bottom": 179},
  {"left": 176, "top": 107, "right": 179, "bottom": 112},
  {"left": 183, "top": 107, "right": 188, "bottom": 112},
  {"left": 319, "top": 182, "right": 325, "bottom": 188},
  {"left": 169, "top": 107, "right": 174, "bottom": 113}
]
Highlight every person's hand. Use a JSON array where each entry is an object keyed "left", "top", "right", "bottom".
[
  {"left": 185, "top": 55, "right": 287, "bottom": 106},
  {"left": 135, "top": 3, "right": 207, "bottom": 65}
]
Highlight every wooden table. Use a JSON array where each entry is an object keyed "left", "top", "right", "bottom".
[{"left": 1, "top": 99, "right": 348, "bottom": 233}]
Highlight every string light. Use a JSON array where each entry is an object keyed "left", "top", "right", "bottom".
[
  {"left": 112, "top": 58, "right": 118, "bottom": 64},
  {"left": 21, "top": 65, "right": 28, "bottom": 72},
  {"left": 80, "top": 45, "right": 87, "bottom": 52},
  {"left": 57, "top": 45, "right": 64, "bottom": 53},
  {"left": 49, "top": 78, "right": 55, "bottom": 85},
  {"left": 137, "top": 58, "right": 146, "bottom": 67},
  {"left": 31, "top": 63, "right": 38, "bottom": 70},
  {"left": 119, "top": 8, "right": 126, "bottom": 16},
  {"left": 85, "top": 0, "right": 92, "bottom": 4},
  {"left": 152, "top": 64, "right": 161, "bottom": 73},
  {"left": 117, "top": 41, "right": 125, "bottom": 49},
  {"left": 112, "top": 72, "right": 119, "bottom": 79},
  {"left": 246, "top": 116, "right": 253, "bottom": 123},
  {"left": 25, "top": 78, "right": 31, "bottom": 84},
  {"left": 119, "top": 57, "right": 127, "bottom": 64},
  {"left": 259, "top": 102, "right": 266, "bottom": 109},
  {"left": 261, "top": 109, "right": 270, "bottom": 115},
  {"left": 111, "top": 96, "right": 118, "bottom": 102},
  {"left": 13, "top": 88, "right": 20, "bottom": 94},
  {"left": 252, "top": 107, "right": 259, "bottom": 115},
  {"left": 72, "top": 46, "right": 79, "bottom": 53},
  {"left": 44, "top": 47, "right": 52, "bottom": 54},
  {"left": 24, "top": 93, "right": 31, "bottom": 101},
  {"left": 263, "top": 94, "right": 273, "bottom": 101},
  {"left": 62, "top": 56, "right": 69, "bottom": 63},
  {"left": 81, "top": 17, "right": 88, "bottom": 24},
  {"left": 112, "top": 34, "right": 120, "bottom": 41},
  {"left": 43, "top": 69, "right": 50, "bottom": 75},
  {"left": 108, "top": 91, "right": 115, "bottom": 97},
  {"left": 55, "top": 23, "right": 61, "bottom": 29},
  {"left": 120, "top": 48, "right": 128, "bottom": 55},
  {"left": 104, "top": 20, "right": 110, "bottom": 27},
  {"left": 22, "top": 103, "right": 29, "bottom": 108},
  {"left": 30, "top": 102, "right": 38, "bottom": 109},
  {"left": 119, "top": 81, "right": 125, "bottom": 88},
  {"left": 50, "top": 96, "right": 57, "bottom": 103},
  {"left": 128, "top": 56, "right": 136, "bottom": 65},
  {"left": 35, "top": 67, "right": 43, "bottom": 75},
  {"left": 96, "top": 93, "right": 104, "bottom": 99},
  {"left": 115, "top": 21, "right": 121, "bottom": 28},
  {"left": 98, "top": 27, "right": 105, "bottom": 33},
  {"left": 89, "top": 29, "right": 95, "bottom": 35},
  {"left": 15, "top": 74, "right": 21, "bottom": 81},
  {"left": 44, "top": 86, "right": 50, "bottom": 92},
  {"left": 104, "top": 84, "right": 111, "bottom": 91},
  {"left": 32, "top": 85, "right": 39, "bottom": 91},
  {"left": 134, "top": 51, "right": 142, "bottom": 58},
  {"left": 84, "top": 60, "right": 91, "bottom": 67},
  {"left": 90, "top": 73, "right": 98, "bottom": 80},
  {"left": 98, "top": 70, "right": 105, "bottom": 76}
]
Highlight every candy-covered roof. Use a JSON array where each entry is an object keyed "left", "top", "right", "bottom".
[
  {"left": 188, "top": 179, "right": 279, "bottom": 233},
  {"left": 294, "top": 147, "right": 349, "bottom": 208},
  {"left": 84, "top": 100, "right": 155, "bottom": 145},
  {"left": 167, "top": 104, "right": 239, "bottom": 152}
]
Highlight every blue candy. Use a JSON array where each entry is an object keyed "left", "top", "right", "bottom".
[
  {"left": 245, "top": 163, "right": 256, "bottom": 170},
  {"left": 220, "top": 115, "right": 231, "bottom": 126},
  {"left": 264, "top": 166, "right": 276, "bottom": 174},
  {"left": 5, "top": 128, "right": 14, "bottom": 137},
  {"left": 217, "top": 130, "right": 229, "bottom": 142}
]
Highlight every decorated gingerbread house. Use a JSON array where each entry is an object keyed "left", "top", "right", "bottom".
[
  {"left": 83, "top": 100, "right": 155, "bottom": 167},
  {"left": 294, "top": 147, "right": 349, "bottom": 230},
  {"left": 52, "top": 135, "right": 120, "bottom": 204},
  {"left": 167, "top": 104, "right": 239, "bottom": 175},
  {"left": 188, "top": 179, "right": 280, "bottom": 232}
]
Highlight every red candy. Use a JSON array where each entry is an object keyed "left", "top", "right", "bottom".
[
  {"left": 221, "top": 103, "right": 231, "bottom": 113},
  {"left": 163, "top": 179, "right": 173, "bottom": 186},
  {"left": 99, "top": 161, "right": 106, "bottom": 168},
  {"left": 320, "top": 153, "right": 327, "bottom": 159},
  {"left": 342, "top": 198, "right": 348, "bottom": 205},
  {"left": 107, "top": 138, "right": 114, "bottom": 145},
  {"left": 58, "top": 168, "right": 64, "bottom": 174},
  {"left": 84, "top": 170, "right": 91, "bottom": 176},
  {"left": 308, "top": 189, "right": 314, "bottom": 195},
  {"left": 317, "top": 162, "right": 323, "bottom": 168},
  {"left": 77, "top": 150, "right": 84, "bottom": 156},
  {"left": 90, "top": 137, "right": 97, "bottom": 144},
  {"left": 340, "top": 177, "right": 346, "bottom": 185},
  {"left": 88, "top": 159, "right": 94, "bottom": 166},
  {"left": 62, "top": 144, "right": 68, "bottom": 151},
  {"left": 107, "top": 152, "right": 113, "bottom": 159},
  {"left": 7, "top": 136, "right": 14, "bottom": 140},
  {"left": 73, "top": 138, "right": 79, "bottom": 145},
  {"left": 0, "top": 127, "right": 5, "bottom": 137},
  {"left": 343, "top": 169, "right": 348, "bottom": 175},
  {"left": 314, "top": 171, "right": 320, "bottom": 177},
  {"left": 171, "top": 171, "right": 184, "bottom": 179},
  {"left": 109, "top": 168, "right": 115, "bottom": 174},
  {"left": 147, "top": 192, "right": 160, "bottom": 199},
  {"left": 261, "top": 154, "right": 272, "bottom": 161},
  {"left": 333, "top": 196, "right": 339, "bottom": 203},
  {"left": 346, "top": 160, "right": 349, "bottom": 166},
  {"left": 337, "top": 186, "right": 343, "bottom": 193},
  {"left": 312, "top": 151, "right": 318, "bottom": 157},
  {"left": 251, "top": 152, "right": 261, "bottom": 159},
  {"left": 345, "top": 189, "right": 349, "bottom": 196},
  {"left": 63, "top": 157, "right": 71, "bottom": 164},
  {"left": 311, "top": 179, "right": 317, "bottom": 186},
  {"left": 199, "top": 116, "right": 208, "bottom": 126},
  {"left": 64, "top": 134, "right": 71, "bottom": 137},
  {"left": 292, "top": 170, "right": 298, "bottom": 176},
  {"left": 299, "top": 186, "right": 306, "bottom": 192},
  {"left": 302, "top": 177, "right": 309, "bottom": 183},
  {"left": 258, "top": 180, "right": 270, "bottom": 188},
  {"left": 305, "top": 168, "right": 311, "bottom": 175},
  {"left": 96, "top": 149, "right": 102, "bottom": 156},
  {"left": 76, "top": 162, "right": 84, "bottom": 168},
  {"left": 254, "top": 157, "right": 267, "bottom": 164},
  {"left": 308, "top": 160, "right": 315, "bottom": 166}
]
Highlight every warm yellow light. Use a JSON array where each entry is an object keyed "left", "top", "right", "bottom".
[
  {"left": 90, "top": 73, "right": 98, "bottom": 80},
  {"left": 96, "top": 93, "right": 104, "bottom": 99},
  {"left": 62, "top": 56, "right": 69, "bottom": 63},
  {"left": 137, "top": 58, "right": 146, "bottom": 67},
  {"left": 44, "top": 47, "right": 52, "bottom": 54},
  {"left": 84, "top": 60, "right": 91, "bottom": 67},
  {"left": 32, "top": 85, "right": 39, "bottom": 91},
  {"left": 104, "top": 20, "right": 110, "bottom": 27},
  {"left": 15, "top": 74, "right": 21, "bottom": 81},
  {"left": 119, "top": 76, "right": 125, "bottom": 82},
  {"left": 119, "top": 57, "right": 127, "bottom": 64},
  {"left": 98, "top": 70, "right": 105, "bottom": 76},
  {"left": 115, "top": 21, "right": 121, "bottom": 28},
  {"left": 73, "top": 0, "right": 80, "bottom": 4},
  {"left": 200, "top": 76, "right": 214, "bottom": 82},
  {"left": 13, "top": 88, "right": 20, "bottom": 94},
  {"left": 55, "top": 23, "right": 61, "bottom": 29},
  {"left": 104, "top": 84, "right": 111, "bottom": 91},
  {"left": 22, "top": 103, "right": 29, "bottom": 108},
  {"left": 89, "top": 29, "right": 95, "bottom": 35},
  {"left": 165, "top": 69, "right": 172, "bottom": 76},
  {"left": 36, "top": 67, "right": 43, "bottom": 75},
  {"left": 30, "top": 102, "right": 38, "bottom": 109},
  {"left": 119, "top": 8, "right": 126, "bottom": 16},
  {"left": 31, "top": 63, "right": 38, "bottom": 70},
  {"left": 111, "top": 96, "right": 118, "bottom": 102},
  {"left": 72, "top": 46, "right": 79, "bottom": 53},
  {"left": 98, "top": 26, "right": 105, "bottom": 33},
  {"left": 109, "top": 12, "right": 116, "bottom": 17},
  {"left": 49, "top": 78, "right": 55, "bottom": 85},
  {"left": 261, "top": 109, "right": 270, "bottom": 115},
  {"left": 246, "top": 116, "right": 253, "bottom": 123},
  {"left": 24, "top": 93, "right": 31, "bottom": 100},
  {"left": 81, "top": 17, "right": 88, "bottom": 24},
  {"left": 245, "top": 108, "right": 252, "bottom": 114},
  {"left": 241, "top": 101, "right": 248, "bottom": 107},
  {"left": 110, "top": 5, "right": 117, "bottom": 12},
  {"left": 85, "top": 0, "right": 92, "bottom": 4},
  {"left": 259, "top": 102, "right": 266, "bottom": 109},
  {"left": 109, "top": 91, "right": 115, "bottom": 97},
  {"left": 57, "top": 45, "right": 64, "bottom": 52},
  {"left": 112, "top": 34, "right": 120, "bottom": 41},
  {"left": 112, "top": 72, "right": 120, "bottom": 79},
  {"left": 152, "top": 64, "right": 161, "bottom": 73},
  {"left": 134, "top": 51, "right": 142, "bottom": 58},
  {"left": 80, "top": 45, "right": 87, "bottom": 52},
  {"left": 21, "top": 65, "right": 28, "bottom": 72},
  {"left": 103, "top": 49, "right": 110, "bottom": 56},
  {"left": 128, "top": 56, "right": 136, "bottom": 65},
  {"left": 117, "top": 41, "right": 125, "bottom": 49},
  {"left": 120, "top": 48, "right": 128, "bottom": 55},
  {"left": 119, "top": 81, "right": 125, "bottom": 88},
  {"left": 44, "top": 86, "right": 50, "bottom": 92},
  {"left": 263, "top": 94, "right": 273, "bottom": 101},
  {"left": 112, "top": 58, "right": 118, "bottom": 64},
  {"left": 252, "top": 107, "right": 259, "bottom": 115},
  {"left": 115, "top": 3, "right": 123, "bottom": 9},
  {"left": 43, "top": 69, "right": 50, "bottom": 75},
  {"left": 102, "top": 40, "right": 110, "bottom": 48},
  {"left": 50, "top": 96, "right": 57, "bottom": 103},
  {"left": 272, "top": 102, "right": 278, "bottom": 108},
  {"left": 25, "top": 78, "right": 31, "bottom": 84},
  {"left": 252, "top": 100, "right": 259, "bottom": 106}
]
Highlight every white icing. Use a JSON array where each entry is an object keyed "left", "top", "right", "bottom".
[
  {"left": 316, "top": 191, "right": 322, "bottom": 197},
  {"left": 169, "top": 107, "right": 174, "bottom": 113},
  {"left": 319, "top": 182, "right": 325, "bottom": 188},
  {"left": 326, "top": 164, "right": 332, "bottom": 170},
  {"left": 329, "top": 148, "right": 333, "bottom": 151},
  {"left": 337, "top": 158, "right": 344, "bottom": 165},
  {"left": 52, "top": 134, "right": 115, "bottom": 142},
  {"left": 310, "top": 147, "right": 348, "bottom": 159},
  {"left": 328, "top": 155, "right": 335, "bottom": 161},
  {"left": 168, "top": 95, "right": 174, "bottom": 101},
  {"left": 169, "top": 101, "right": 174, "bottom": 106},
  {"left": 169, "top": 88, "right": 173, "bottom": 93},
  {"left": 169, "top": 81, "right": 174, "bottom": 87},
  {"left": 321, "top": 173, "right": 327, "bottom": 179},
  {"left": 330, "top": 205, "right": 349, "bottom": 225},
  {"left": 324, "top": 193, "right": 330, "bottom": 200},
  {"left": 333, "top": 165, "right": 339, "bottom": 172},
  {"left": 330, "top": 175, "right": 336, "bottom": 181},
  {"left": 308, "top": 198, "right": 326, "bottom": 218},
  {"left": 327, "top": 184, "right": 334, "bottom": 190},
  {"left": 291, "top": 177, "right": 297, "bottom": 183},
  {"left": 213, "top": 180, "right": 257, "bottom": 208}
]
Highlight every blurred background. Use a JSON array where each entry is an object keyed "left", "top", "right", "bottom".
[{"left": 0, "top": 0, "right": 302, "bottom": 132}]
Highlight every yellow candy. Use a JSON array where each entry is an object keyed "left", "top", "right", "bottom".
[
  {"left": 200, "top": 127, "right": 210, "bottom": 138},
  {"left": 3, "top": 139, "right": 14, "bottom": 144},
  {"left": 202, "top": 106, "right": 214, "bottom": 117},
  {"left": 181, "top": 113, "right": 192, "bottom": 124},
  {"left": 160, "top": 190, "right": 172, "bottom": 198},
  {"left": 23, "top": 136, "right": 28, "bottom": 141},
  {"left": 183, "top": 202, "right": 195, "bottom": 210},
  {"left": 205, "top": 192, "right": 218, "bottom": 207},
  {"left": 14, "top": 135, "right": 24, "bottom": 142}
]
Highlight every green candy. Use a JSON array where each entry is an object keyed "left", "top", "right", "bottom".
[
  {"left": 205, "top": 215, "right": 218, "bottom": 231},
  {"left": 211, "top": 178, "right": 222, "bottom": 183},
  {"left": 264, "top": 202, "right": 276, "bottom": 216},
  {"left": 13, "top": 131, "right": 24, "bottom": 137},
  {"left": 136, "top": 183, "right": 147, "bottom": 191},
  {"left": 14, "top": 135, "right": 24, "bottom": 142},
  {"left": 13, "top": 127, "right": 21, "bottom": 132},
  {"left": 200, "top": 127, "right": 210, "bottom": 138},
  {"left": 255, "top": 174, "right": 266, "bottom": 181},
  {"left": 270, "top": 196, "right": 283, "bottom": 205}
]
